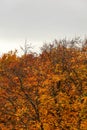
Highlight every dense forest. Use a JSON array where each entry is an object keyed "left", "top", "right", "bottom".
[{"left": 0, "top": 38, "right": 87, "bottom": 130}]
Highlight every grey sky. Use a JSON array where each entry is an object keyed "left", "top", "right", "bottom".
[{"left": 0, "top": 0, "right": 87, "bottom": 54}]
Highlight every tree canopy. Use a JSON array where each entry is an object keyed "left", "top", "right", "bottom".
[{"left": 0, "top": 38, "right": 87, "bottom": 130}]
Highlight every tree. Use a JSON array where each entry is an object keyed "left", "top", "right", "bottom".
[{"left": 0, "top": 38, "right": 87, "bottom": 129}]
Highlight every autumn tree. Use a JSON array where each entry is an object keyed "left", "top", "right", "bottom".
[{"left": 0, "top": 38, "right": 87, "bottom": 129}]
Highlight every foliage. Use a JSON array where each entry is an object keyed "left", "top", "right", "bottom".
[{"left": 0, "top": 38, "right": 87, "bottom": 130}]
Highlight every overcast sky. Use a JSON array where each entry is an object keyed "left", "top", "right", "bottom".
[{"left": 0, "top": 0, "right": 87, "bottom": 55}]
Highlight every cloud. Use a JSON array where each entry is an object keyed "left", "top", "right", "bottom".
[{"left": 0, "top": 0, "right": 87, "bottom": 53}]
